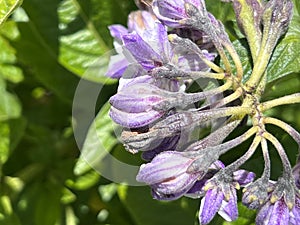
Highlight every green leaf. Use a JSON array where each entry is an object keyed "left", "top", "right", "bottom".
[
  {"left": 0, "top": 0, "right": 22, "bottom": 26},
  {"left": 74, "top": 102, "right": 118, "bottom": 175},
  {"left": 118, "top": 185, "right": 199, "bottom": 225},
  {"left": 58, "top": 0, "right": 135, "bottom": 83},
  {"left": 0, "top": 122, "right": 9, "bottom": 165},
  {"left": 13, "top": 0, "right": 79, "bottom": 103},
  {"left": 66, "top": 170, "right": 99, "bottom": 190},
  {"left": 34, "top": 184, "right": 62, "bottom": 225},
  {"left": 220, "top": 3, "right": 300, "bottom": 85},
  {"left": 0, "top": 21, "right": 23, "bottom": 83},
  {"left": 267, "top": 14, "right": 300, "bottom": 82},
  {"left": 226, "top": 14, "right": 300, "bottom": 85},
  {"left": 0, "top": 77, "right": 21, "bottom": 121}
]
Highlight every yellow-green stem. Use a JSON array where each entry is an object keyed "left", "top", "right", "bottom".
[{"left": 259, "top": 93, "right": 300, "bottom": 111}]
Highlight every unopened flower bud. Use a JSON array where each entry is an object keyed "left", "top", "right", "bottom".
[
  {"left": 152, "top": 0, "right": 204, "bottom": 28},
  {"left": 137, "top": 151, "right": 204, "bottom": 200}
]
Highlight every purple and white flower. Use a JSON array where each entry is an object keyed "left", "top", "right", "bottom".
[{"left": 199, "top": 169, "right": 255, "bottom": 224}]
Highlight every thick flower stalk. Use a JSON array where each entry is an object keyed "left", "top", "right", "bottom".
[{"left": 106, "top": 0, "right": 300, "bottom": 224}]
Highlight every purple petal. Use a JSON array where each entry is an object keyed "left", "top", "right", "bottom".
[
  {"left": 289, "top": 197, "right": 300, "bottom": 225},
  {"left": 153, "top": 0, "right": 187, "bottom": 27},
  {"left": 128, "top": 11, "right": 158, "bottom": 35},
  {"left": 210, "top": 160, "right": 225, "bottom": 170},
  {"left": 151, "top": 172, "right": 200, "bottom": 200},
  {"left": 109, "top": 84, "right": 165, "bottom": 113},
  {"left": 177, "top": 53, "right": 210, "bottom": 72},
  {"left": 105, "top": 55, "right": 129, "bottom": 79},
  {"left": 256, "top": 198, "right": 289, "bottom": 225},
  {"left": 108, "top": 25, "right": 128, "bottom": 43},
  {"left": 218, "top": 188, "right": 238, "bottom": 221},
  {"left": 152, "top": 0, "right": 204, "bottom": 28},
  {"left": 141, "top": 135, "right": 180, "bottom": 160},
  {"left": 122, "top": 33, "right": 163, "bottom": 70},
  {"left": 199, "top": 188, "right": 224, "bottom": 224},
  {"left": 136, "top": 151, "right": 193, "bottom": 184},
  {"left": 117, "top": 75, "right": 153, "bottom": 91},
  {"left": 185, "top": 179, "right": 207, "bottom": 198},
  {"left": 109, "top": 106, "right": 164, "bottom": 128},
  {"left": 269, "top": 199, "right": 289, "bottom": 225},
  {"left": 233, "top": 169, "right": 256, "bottom": 186},
  {"left": 256, "top": 201, "right": 273, "bottom": 225}
]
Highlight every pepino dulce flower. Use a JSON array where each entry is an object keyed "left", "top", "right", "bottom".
[
  {"left": 199, "top": 169, "right": 255, "bottom": 224},
  {"left": 136, "top": 151, "right": 205, "bottom": 200}
]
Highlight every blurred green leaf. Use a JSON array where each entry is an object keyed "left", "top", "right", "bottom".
[
  {"left": 0, "top": 21, "right": 23, "bottom": 83},
  {"left": 118, "top": 185, "right": 199, "bottom": 225},
  {"left": 74, "top": 102, "right": 118, "bottom": 175},
  {"left": 66, "top": 170, "right": 99, "bottom": 190},
  {"left": 0, "top": 0, "right": 22, "bottom": 26},
  {"left": 0, "top": 122, "right": 9, "bottom": 165},
  {"left": 0, "top": 77, "right": 21, "bottom": 121},
  {"left": 13, "top": 0, "right": 79, "bottom": 103},
  {"left": 58, "top": 0, "right": 135, "bottom": 83},
  {"left": 34, "top": 184, "right": 62, "bottom": 225}
]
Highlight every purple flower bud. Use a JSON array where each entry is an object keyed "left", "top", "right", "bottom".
[
  {"left": 262, "top": 0, "right": 293, "bottom": 45},
  {"left": 152, "top": 0, "right": 204, "bottom": 28},
  {"left": 141, "top": 135, "right": 180, "bottom": 161},
  {"left": 233, "top": 169, "right": 255, "bottom": 186},
  {"left": 136, "top": 151, "right": 204, "bottom": 200},
  {"left": 110, "top": 83, "right": 166, "bottom": 113},
  {"left": 109, "top": 83, "right": 169, "bottom": 128},
  {"left": 109, "top": 106, "right": 163, "bottom": 128},
  {"left": 122, "top": 32, "right": 165, "bottom": 71},
  {"left": 185, "top": 160, "right": 225, "bottom": 198}
]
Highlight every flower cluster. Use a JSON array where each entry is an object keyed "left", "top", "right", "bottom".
[{"left": 106, "top": 0, "right": 300, "bottom": 224}]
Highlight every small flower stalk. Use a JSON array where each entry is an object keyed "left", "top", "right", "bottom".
[{"left": 106, "top": 0, "right": 300, "bottom": 224}]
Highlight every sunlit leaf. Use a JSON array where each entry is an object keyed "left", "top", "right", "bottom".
[
  {"left": 13, "top": 0, "right": 79, "bottom": 103},
  {"left": 267, "top": 14, "right": 300, "bottom": 82},
  {"left": 58, "top": 0, "right": 135, "bottom": 83},
  {"left": 0, "top": 21, "right": 23, "bottom": 83},
  {"left": 0, "top": 0, "right": 22, "bottom": 26},
  {"left": 0, "top": 122, "right": 9, "bottom": 165},
  {"left": 74, "top": 102, "right": 118, "bottom": 175},
  {"left": 0, "top": 78, "right": 21, "bottom": 121}
]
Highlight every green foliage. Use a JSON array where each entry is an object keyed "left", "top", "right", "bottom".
[
  {"left": 74, "top": 102, "right": 118, "bottom": 175},
  {"left": 0, "top": 0, "right": 22, "bottom": 26},
  {"left": 0, "top": 0, "right": 299, "bottom": 225}
]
